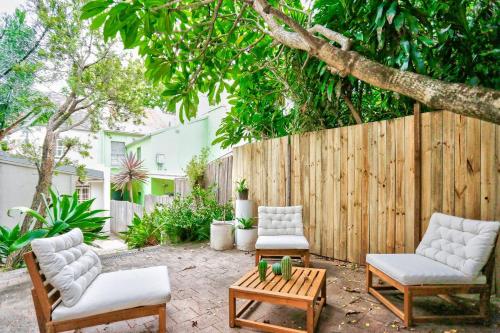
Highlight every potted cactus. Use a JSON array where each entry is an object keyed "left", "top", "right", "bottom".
[
  {"left": 210, "top": 206, "right": 235, "bottom": 251},
  {"left": 235, "top": 217, "right": 257, "bottom": 251},
  {"left": 235, "top": 179, "right": 249, "bottom": 200}
]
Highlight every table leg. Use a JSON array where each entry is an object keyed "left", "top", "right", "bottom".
[
  {"left": 229, "top": 289, "right": 236, "bottom": 328},
  {"left": 307, "top": 302, "right": 314, "bottom": 333},
  {"left": 321, "top": 277, "right": 327, "bottom": 304}
]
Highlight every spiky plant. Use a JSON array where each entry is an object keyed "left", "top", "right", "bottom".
[{"left": 112, "top": 153, "right": 149, "bottom": 202}]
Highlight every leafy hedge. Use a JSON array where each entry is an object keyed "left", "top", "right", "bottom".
[{"left": 122, "top": 186, "right": 233, "bottom": 248}]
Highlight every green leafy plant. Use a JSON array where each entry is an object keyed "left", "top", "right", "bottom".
[
  {"left": 120, "top": 212, "right": 165, "bottom": 249},
  {"left": 237, "top": 217, "right": 255, "bottom": 230},
  {"left": 9, "top": 188, "right": 109, "bottom": 244},
  {"left": 0, "top": 225, "right": 47, "bottom": 266},
  {"left": 235, "top": 179, "right": 248, "bottom": 193},
  {"left": 184, "top": 147, "right": 209, "bottom": 187},
  {"left": 157, "top": 186, "right": 233, "bottom": 243}
]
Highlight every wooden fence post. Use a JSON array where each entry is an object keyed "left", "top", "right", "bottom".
[
  {"left": 286, "top": 136, "right": 292, "bottom": 206},
  {"left": 413, "top": 103, "right": 422, "bottom": 251}
]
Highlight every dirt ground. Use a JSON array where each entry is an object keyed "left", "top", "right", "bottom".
[{"left": 0, "top": 243, "right": 498, "bottom": 333}]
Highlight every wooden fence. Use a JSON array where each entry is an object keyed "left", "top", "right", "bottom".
[
  {"left": 204, "top": 154, "right": 233, "bottom": 204},
  {"left": 232, "top": 111, "right": 500, "bottom": 267},
  {"left": 174, "top": 177, "right": 191, "bottom": 197},
  {"left": 144, "top": 194, "right": 173, "bottom": 213},
  {"left": 110, "top": 200, "right": 143, "bottom": 233}
]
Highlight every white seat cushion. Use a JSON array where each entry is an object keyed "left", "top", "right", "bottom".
[
  {"left": 52, "top": 266, "right": 171, "bottom": 321},
  {"left": 255, "top": 235, "right": 309, "bottom": 250},
  {"left": 258, "top": 206, "right": 304, "bottom": 236},
  {"left": 31, "top": 229, "right": 101, "bottom": 307},
  {"left": 366, "top": 254, "right": 486, "bottom": 285},
  {"left": 416, "top": 213, "right": 499, "bottom": 277}
]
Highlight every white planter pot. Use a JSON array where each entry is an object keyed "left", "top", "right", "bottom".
[
  {"left": 236, "top": 227, "right": 258, "bottom": 251},
  {"left": 235, "top": 200, "right": 254, "bottom": 219},
  {"left": 210, "top": 220, "right": 234, "bottom": 251}
]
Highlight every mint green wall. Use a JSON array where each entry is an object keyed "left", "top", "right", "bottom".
[
  {"left": 102, "top": 131, "right": 143, "bottom": 173},
  {"left": 151, "top": 178, "right": 174, "bottom": 195}
]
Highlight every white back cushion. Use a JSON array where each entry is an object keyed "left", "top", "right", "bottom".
[
  {"left": 258, "top": 206, "right": 303, "bottom": 236},
  {"left": 416, "top": 213, "right": 499, "bottom": 277},
  {"left": 31, "top": 228, "right": 101, "bottom": 307}
]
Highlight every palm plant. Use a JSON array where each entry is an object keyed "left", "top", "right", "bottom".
[
  {"left": 0, "top": 225, "right": 47, "bottom": 265},
  {"left": 9, "top": 188, "right": 109, "bottom": 244},
  {"left": 113, "top": 152, "right": 149, "bottom": 202}
]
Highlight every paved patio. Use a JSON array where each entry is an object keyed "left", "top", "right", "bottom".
[{"left": 0, "top": 243, "right": 498, "bottom": 333}]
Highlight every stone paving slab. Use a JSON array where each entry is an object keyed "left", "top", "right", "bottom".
[{"left": 0, "top": 243, "right": 498, "bottom": 333}]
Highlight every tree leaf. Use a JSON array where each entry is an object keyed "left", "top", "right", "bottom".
[{"left": 386, "top": 2, "right": 397, "bottom": 25}]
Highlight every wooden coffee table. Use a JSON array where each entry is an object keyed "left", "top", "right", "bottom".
[{"left": 229, "top": 266, "right": 327, "bottom": 333}]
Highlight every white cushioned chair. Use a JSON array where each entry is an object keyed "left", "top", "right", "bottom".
[
  {"left": 25, "top": 229, "right": 170, "bottom": 333},
  {"left": 366, "top": 213, "right": 499, "bottom": 327},
  {"left": 255, "top": 206, "right": 310, "bottom": 266}
]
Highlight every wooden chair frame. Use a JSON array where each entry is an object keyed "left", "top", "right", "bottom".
[
  {"left": 23, "top": 252, "right": 167, "bottom": 333},
  {"left": 255, "top": 249, "right": 310, "bottom": 267},
  {"left": 366, "top": 240, "right": 497, "bottom": 327}
]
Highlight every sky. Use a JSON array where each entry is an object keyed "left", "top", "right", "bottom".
[{"left": 0, "top": 0, "right": 26, "bottom": 14}]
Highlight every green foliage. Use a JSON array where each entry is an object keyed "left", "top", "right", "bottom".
[
  {"left": 162, "top": 186, "right": 233, "bottom": 243},
  {"left": 0, "top": 225, "right": 47, "bottom": 266},
  {"left": 82, "top": 0, "right": 499, "bottom": 149},
  {"left": 121, "top": 186, "right": 234, "bottom": 247},
  {"left": 237, "top": 217, "right": 254, "bottom": 230},
  {"left": 120, "top": 212, "right": 165, "bottom": 249},
  {"left": 9, "top": 188, "right": 109, "bottom": 243},
  {"left": 0, "top": 9, "right": 53, "bottom": 136},
  {"left": 184, "top": 147, "right": 209, "bottom": 186},
  {"left": 235, "top": 179, "right": 248, "bottom": 194}
]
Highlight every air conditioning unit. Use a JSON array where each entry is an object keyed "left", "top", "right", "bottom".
[{"left": 156, "top": 154, "right": 166, "bottom": 165}]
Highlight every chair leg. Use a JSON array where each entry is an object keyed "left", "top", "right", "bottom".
[
  {"left": 479, "top": 288, "right": 491, "bottom": 321},
  {"left": 158, "top": 305, "right": 166, "bottom": 333},
  {"left": 366, "top": 266, "right": 372, "bottom": 293},
  {"left": 255, "top": 250, "right": 260, "bottom": 266},
  {"left": 304, "top": 252, "right": 310, "bottom": 267},
  {"left": 403, "top": 287, "right": 413, "bottom": 327},
  {"left": 31, "top": 290, "right": 47, "bottom": 333}
]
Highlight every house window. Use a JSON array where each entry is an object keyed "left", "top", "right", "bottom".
[
  {"left": 76, "top": 184, "right": 91, "bottom": 203},
  {"left": 55, "top": 138, "right": 65, "bottom": 158},
  {"left": 111, "top": 141, "right": 126, "bottom": 166},
  {"left": 136, "top": 146, "right": 141, "bottom": 161}
]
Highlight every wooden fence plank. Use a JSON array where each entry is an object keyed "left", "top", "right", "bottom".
[
  {"left": 420, "top": 113, "right": 432, "bottom": 236},
  {"left": 347, "top": 125, "right": 356, "bottom": 262},
  {"left": 395, "top": 117, "right": 405, "bottom": 253},
  {"left": 430, "top": 111, "right": 443, "bottom": 219},
  {"left": 442, "top": 111, "right": 455, "bottom": 215},
  {"left": 339, "top": 127, "right": 348, "bottom": 260},
  {"left": 404, "top": 115, "right": 415, "bottom": 252},
  {"left": 386, "top": 120, "right": 396, "bottom": 253},
  {"left": 332, "top": 129, "right": 342, "bottom": 259},
  {"left": 324, "top": 130, "right": 334, "bottom": 257},
  {"left": 454, "top": 115, "right": 467, "bottom": 218},
  {"left": 368, "top": 123, "right": 379, "bottom": 253},
  {"left": 465, "top": 116, "right": 481, "bottom": 219},
  {"left": 377, "top": 121, "right": 387, "bottom": 254}
]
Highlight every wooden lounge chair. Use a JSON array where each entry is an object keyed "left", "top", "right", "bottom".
[
  {"left": 366, "top": 213, "right": 499, "bottom": 327},
  {"left": 254, "top": 206, "right": 310, "bottom": 267},
  {"left": 24, "top": 229, "right": 170, "bottom": 333}
]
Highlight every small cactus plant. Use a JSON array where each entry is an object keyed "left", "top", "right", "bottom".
[
  {"left": 281, "top": 256, "right": 292, "bottom": 280},
  {"left": 258, "top": 259, "right": 268, "bottom": 281},
  {"left": 272, "top": 262, "right": 282, "bottom": 275}
]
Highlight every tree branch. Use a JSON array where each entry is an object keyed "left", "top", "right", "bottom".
[{"left": 342, "top": 94, "right": 362, "bottom": 124}]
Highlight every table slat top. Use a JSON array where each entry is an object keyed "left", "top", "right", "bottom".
[{"left": 231, "top": 267, "right": 326, "bottom": 299}]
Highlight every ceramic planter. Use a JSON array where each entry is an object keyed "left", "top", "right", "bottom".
[
  {"left": 236, "top": 227, "right": 258, "bottom": 251},
  {"left": 210, "top": 220, "right": 234, "bottom": 250}
]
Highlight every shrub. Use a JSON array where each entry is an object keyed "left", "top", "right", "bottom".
[
  {"left": 0, "top": 225, "right": 47, "bottom": 266},
  {"left": 184, "top": 147, "right": 209, "bottom": 186},
  {"left": 120, "top": 212, "right": 165, "bottom": 249},
  {"left": 162, "top": 186, "right": 233, "bottom": 243},
  {"left": 9, "top": 188, "right": 109, "bottom": 244}
]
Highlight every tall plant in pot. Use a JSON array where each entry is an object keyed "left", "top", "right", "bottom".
[
  {"left": 236, "top": 217, "right": 257, "bottom": 251},
  {"left": 235, "top": 179, "right": 249, "bottom": 200},
  {"left": 210, "top": 205, "right": 235, "bottom": 251}
]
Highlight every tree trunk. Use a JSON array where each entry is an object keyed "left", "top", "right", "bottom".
[
  {"left": 128, "top": 182, "right": 134, "bottom": 203},
  {"left": 250, "top": 0, "right": 500, "bottom": 124},
  {"left": 5, "top": 126, "right": 58, "bottom": 268}
]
